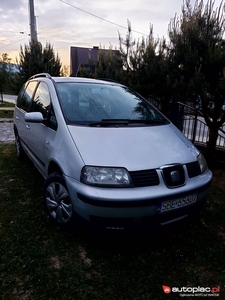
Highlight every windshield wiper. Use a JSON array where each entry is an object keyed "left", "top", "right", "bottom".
[
  {"left": 123, "top": 119, "right": 166, "bottom": 124},
  {"left": 89, "top": 119, "right": 167, "bottom": 127}
]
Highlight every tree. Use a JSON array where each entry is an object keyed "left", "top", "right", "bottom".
[
  {"left": 61, "top": 65, "right": 70, "bottom": 77},
  {"left": 0, "top": 53, "right": 13, "bottom": 97},
  {"left": 117, "top": 22, "right": 173, "bottom": 115},
  {"left": 0, "top": 54, "right": 8, "bottom": 94},
  {"left": 168, "top": 0, "right": 225, "bottom": 166},
  {"left": 18, "top": 41, "right": 62, "bottom": 82},
  {"left": 79, "top": 21, "right": 170, "bottom": 109},
  {"left": 79, "top": 46, "right": 123, "bottom": 81}
]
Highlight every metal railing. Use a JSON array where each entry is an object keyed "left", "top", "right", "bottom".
[{"left": 178, "top": 102, "right": 225, "bottom": 149}]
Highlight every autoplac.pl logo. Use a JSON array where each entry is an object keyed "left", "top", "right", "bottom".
[
  {"left": 162, "top": 286, "right": 171, "bottom": 294},
  {"left": 162, "top": 285, "right": 220, "bottom": 296}
]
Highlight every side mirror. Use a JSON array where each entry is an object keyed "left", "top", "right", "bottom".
[{"left": 24, "top": 112, "right": 44, "bottom": 123}]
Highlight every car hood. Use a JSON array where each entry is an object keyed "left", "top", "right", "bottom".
[{"left": 67, "top": 124, "right": 199, "bottom": 170}]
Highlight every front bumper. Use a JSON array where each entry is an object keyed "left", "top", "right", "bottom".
[{"left": 65, "top": 169, "right": 212, "bottom": 230}]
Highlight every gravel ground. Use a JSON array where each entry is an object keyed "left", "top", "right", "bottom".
[{"left": 0, "top": 121, "right": 15, "bottom": 142}]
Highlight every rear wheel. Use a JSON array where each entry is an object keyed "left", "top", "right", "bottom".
[{"left": 43, "top": 172, "right": 76, "bottom": 230}]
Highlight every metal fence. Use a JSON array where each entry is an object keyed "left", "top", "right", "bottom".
[{"left": 177, "top": 102, "right": 225, "bottom": 149}]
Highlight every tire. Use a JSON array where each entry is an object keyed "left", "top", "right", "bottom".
[
  {"left": 15, "top": 132, "right": 25, "bottom": 160},
  {"left": 43, "top": 172, "right": 76, "bottom": 230}
]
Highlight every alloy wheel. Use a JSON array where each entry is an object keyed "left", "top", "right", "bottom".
[{"left": 46, "top": 182, "right": 73, "bottom": 224}]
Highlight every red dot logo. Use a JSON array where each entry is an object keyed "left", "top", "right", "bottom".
[{"left": 162, "top": 285, "right": 171, "bottom": 294}]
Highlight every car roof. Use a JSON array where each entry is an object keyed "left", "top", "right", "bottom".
[
  {"left": 28, "top": 73, "right": 122, "bottom": 86},
  {"left": 52, "top": 77, "right": 119, "bottom": 85}
]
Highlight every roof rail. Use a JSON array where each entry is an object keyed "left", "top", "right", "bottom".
[{"left": 28, "top": 73, "right": 52, "bottom": 80}]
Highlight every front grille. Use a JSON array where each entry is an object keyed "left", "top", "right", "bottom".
[
  {"left": 162, "top": 165, "right": 185, "bottom": 187},
  {"left": 129, "top": 169, "right": 159, "bottom": 187},
  {"left": 186, "top": 161, "right": 201, "bottom": 178}
]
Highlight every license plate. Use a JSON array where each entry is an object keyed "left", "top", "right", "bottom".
[{"left": 158, "top": 194, "right": 198, "bottom": 213}]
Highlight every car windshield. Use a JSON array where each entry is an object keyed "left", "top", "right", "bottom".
[{"left": 56, "top": 82, "right": 168, "bottom": 126}]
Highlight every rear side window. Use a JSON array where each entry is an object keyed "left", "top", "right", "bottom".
[
  {"left": 32, "top": 82, "right": 51, "bottom": 118},
  {"left": 17, "top": 81, "right": 37, "bottom": 112}
]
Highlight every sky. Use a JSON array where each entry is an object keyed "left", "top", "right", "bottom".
[{"left": 0, "top": 0, "right": 223, "bottom": 69}]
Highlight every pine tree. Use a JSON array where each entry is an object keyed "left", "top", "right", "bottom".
[
  {"left": 18, "top": 41, "right": 62, "bottom": 81},
  {"left": 168, "top": 0, "right": 225, "bottom": 166},
  {"left": 0, "top": 53, "right": 13, "bottom": 97}
]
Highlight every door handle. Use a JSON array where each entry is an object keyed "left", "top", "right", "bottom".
[
  {"left": 26, "top": 124, "right": 30, "bottom": 131},
  {"left": 16, "top": 116, "right": 19, "bottom": 121}
]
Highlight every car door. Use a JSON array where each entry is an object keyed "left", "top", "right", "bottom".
[{"left": 25, "top": 81, "right": 52, "bottom": 174}]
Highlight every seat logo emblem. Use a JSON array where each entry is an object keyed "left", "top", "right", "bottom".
[{"left": 170, "top": 170, "right": 180, "bottom": 183}]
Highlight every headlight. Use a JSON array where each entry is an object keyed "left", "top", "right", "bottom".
[
  {"left": 197, "top": 153, "right": 208, "bottom": 173},
  {"left": 81, "top": 166, "right": 133, "bottom": 187}
]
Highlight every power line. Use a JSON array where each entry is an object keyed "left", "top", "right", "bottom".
[
  {"left": 59, "top": 0, "right": 149, "bottom": 36},
  {"left": 0, "top": 31, "right": 28, "bottom": 38},
  {"left": 0, "top": 30, "right": 24, "bottom": 34},
  {"left": 0, "top": 37, "right": 27, "bottom": 50}
]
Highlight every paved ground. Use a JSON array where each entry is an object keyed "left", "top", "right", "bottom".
[
  {"left": 0, "top": 121, "right": 14, "bottom": 142},
  {"left": 0, "top": 94, "right": 16, "bottom": 142},
  {"left": 1, "top": 94, "right": 16, "bottom": 104}
]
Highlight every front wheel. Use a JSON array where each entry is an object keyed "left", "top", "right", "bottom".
[
  {"left": 43, "top": 172, "right": 76, "bottom": 230},
  {"left": 15, "top": 132, "right": 25, "bottom": 160}
]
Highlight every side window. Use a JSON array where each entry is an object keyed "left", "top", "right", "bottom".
[
  {"left": 49, "top": 108, "right": 58, "bottom": 130},
  {"left": 32, "top": 82, "right": 51, "bottom": 118},
  {"left": 19, "top": 81, "right": 37, "bottom": 112},
  {"left": 16, "top": 83, "right": 27, "bottom": 108}
]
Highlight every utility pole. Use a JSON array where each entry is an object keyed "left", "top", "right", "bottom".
[{"left": 29, "top": 0, "right": 38, "bottom": 42}]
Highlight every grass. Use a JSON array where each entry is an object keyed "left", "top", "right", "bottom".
[
  {"left": 0, "top": 142, "right": 225, "bottom": 300},
  {"left": 0, "top": 101, "right": 15, "bottom": 107},
  {"left": 0, "top": 110, "right": 14, "bottom": 118},
  {"left": 0, "top": 102, "right": 15, "bottom": 118}
]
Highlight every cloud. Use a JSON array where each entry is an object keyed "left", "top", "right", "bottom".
[
  {"left": 0, "top": 0, "right": 24, "bottom": 10},
  {"left": 1, "top": 0, "right": 223, "bottom": 66}
]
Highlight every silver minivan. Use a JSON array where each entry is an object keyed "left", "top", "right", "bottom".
[{"left": 14, "top": 73, "right": 213, "bottom": 230}]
